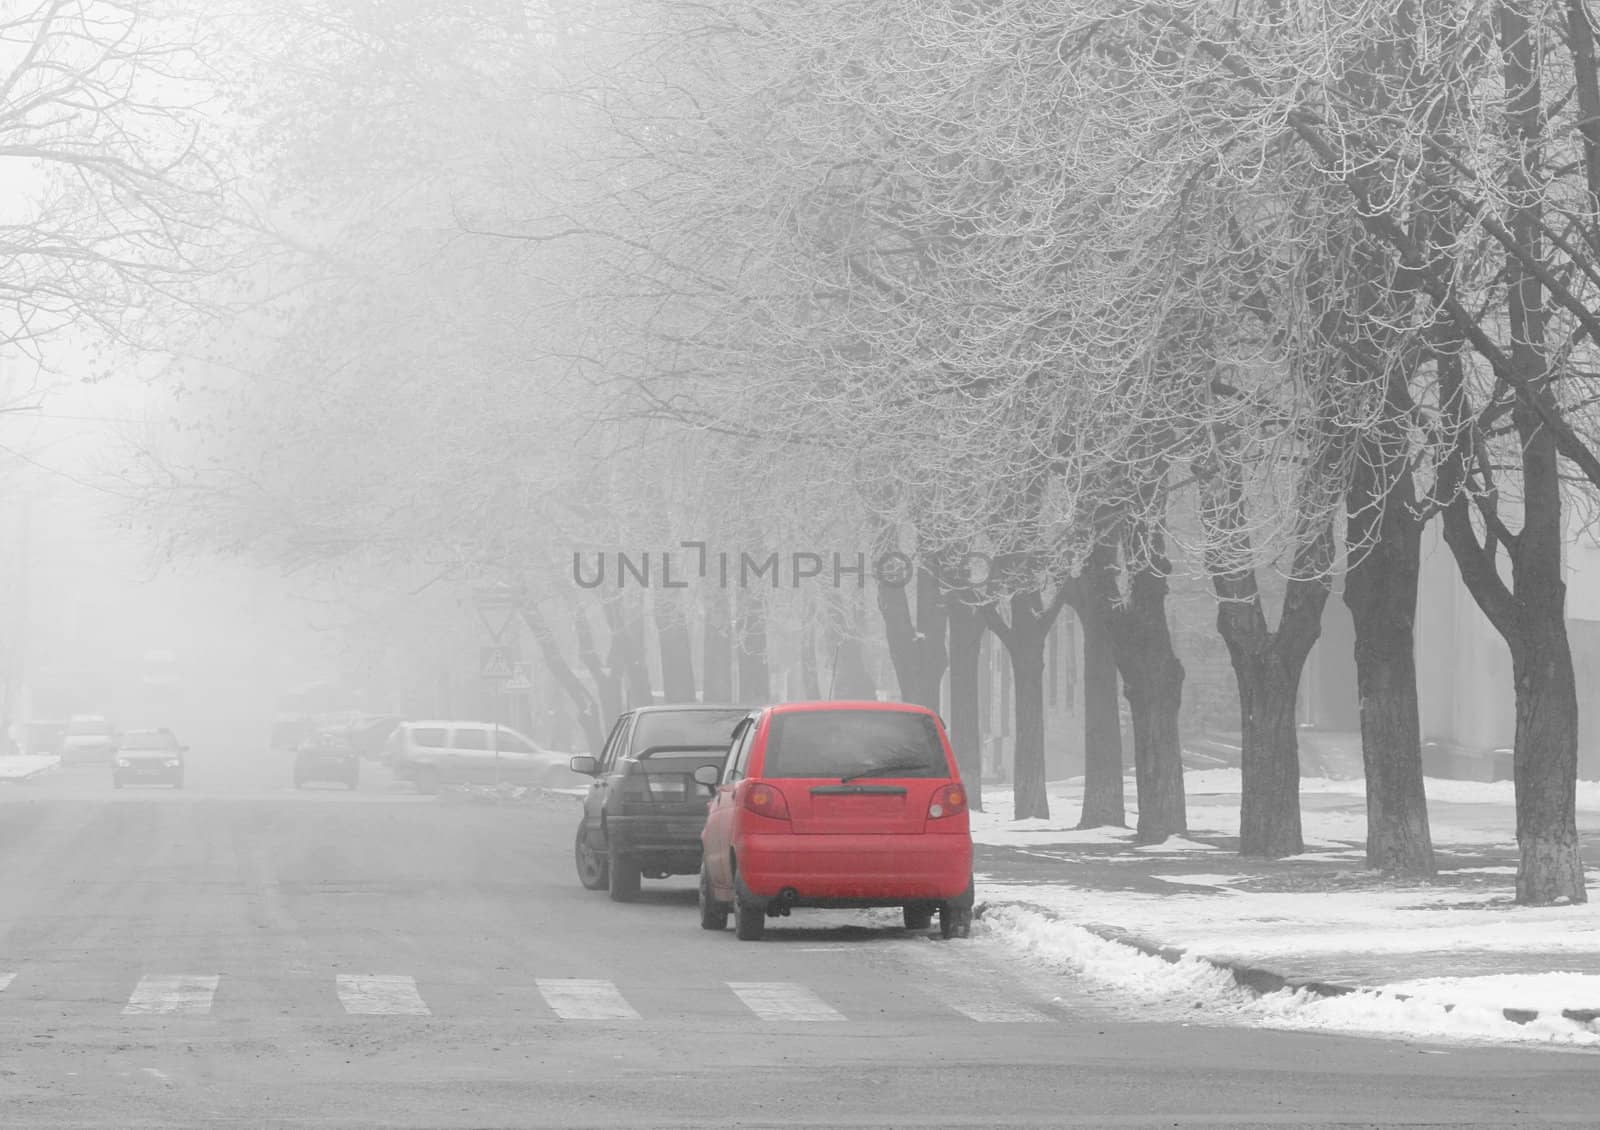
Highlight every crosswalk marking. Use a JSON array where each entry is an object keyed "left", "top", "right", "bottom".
[
  {"left": 943, "top": 997, "right": 1055, "bottom": 1023},
  {"left": 336, "top": 974, "right": 430, "bottom": 1015},
  {"left": 0, "top": 971, "right": 1056, "bottom": 1024},
  {"left": 535, "top": 978, "right": 639, "bottom": 1020},
  {"left": 728, "top": 981, "right": 845, "bottom": 1022},
  {"left": 123, "top": 974, "right": 219, "bottom": 1015}
]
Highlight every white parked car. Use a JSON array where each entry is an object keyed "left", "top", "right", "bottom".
[
  {"left": 60, "top": 715, "right": 118, "bottom": 765},
  {"left": 383, "top": 720, "right": 571, "bottom": 793}
]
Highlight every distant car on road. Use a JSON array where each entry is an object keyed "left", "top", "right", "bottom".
[
  {"left": 21, "top": 720, "right": 68, "bottom": 757},
  {"left": 568, "top": 704, "right": 753, "bottom": 901},
  {"left": 112, "top": 729, "right": 187, "bottom": 789},
  {"left": 294, "top": 730, "right": 361, "bottom": 790},
  {"left": 696, "top": 700, "right": 974, "bottom": 941},
  {"left": 383, "top": 720, "right": 566, "bottom": 793},
  {"left": 60, "top": 716, "right": 118, "bottom": 765}
]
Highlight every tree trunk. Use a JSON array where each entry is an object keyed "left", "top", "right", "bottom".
[
  {"left": 1228, "top": 650, "right": 1306, "bottom": 857},
  {"left": 1090, "top": 536, "right": 1187, "bottom": 842},
  {"left": 1197, "top": 431, "right": 1338, "bottom": 858},
  {"left": 946, "top": 591, "right": 986, "bottom": 812},
  {"left": 735, "top": 586, "right": 770, "bottom": 702},
  {"left": 983, "top": 587, "right": 1068, "bottom": 820},
  {"left": 1345, "top": 446, "right": 1434, "bottom": 875},
  {"left": 574, "top": 607, "right": 621, "bottom": 723},
  {"left": 1511, "top": 629, "right": 1585, "bottom": 903},
  {"left": 702, "top": 588, "right": 733, "bottom": 703},
  {"left": 522, "top": 607, "right": 605, "bottom": 753},
  {"left": 603, "top": 598, "right": 652, "bottom": 708},
  {"left": 875, "top": 548, "right": 949, "bottom": 711},
  {"left": 1429, "top": 13, "right": 1587, "bottom": 904},
  {"left": 654, "top": 594, "right": 697, "bottom": 704},
  {"left": 800, "top": 616, "right": 822, "bottom": 699},
  {"left": 1010, "top": 642, "right": 1047, "bottom": 820},
  {"left": 1077, "top": 605, "right": 1125, "bottom": 829},
  {"left": 823, "top": 591, "right": 878, "bottom": 699}
]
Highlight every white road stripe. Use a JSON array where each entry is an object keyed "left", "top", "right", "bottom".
[
  {"left": 123, "top": 974, "right": 219, "bottom": 1015},
  {"left": 0, "top": 973, "right": 14, "bottom": 993},
  {"left": 336, "top": 974, "right": 430, "bottom": 1016},
  {"left": 728, "top": 982, "right": 846, "bottom": 1022},
  {"left": 535, "top": 978, "right": 640, "bottom": 1020},
  {"left": 943, "top": 997, "right": 1055, "bottom": 1023}
]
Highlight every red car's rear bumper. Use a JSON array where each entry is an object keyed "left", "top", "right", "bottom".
[{"left": 736, "top": 830, "right": 972, "bottom": 903}]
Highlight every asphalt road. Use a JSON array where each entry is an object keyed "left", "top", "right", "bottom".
[{"left": 0, "top": 748, "right": 1596, "bottom": 1129}]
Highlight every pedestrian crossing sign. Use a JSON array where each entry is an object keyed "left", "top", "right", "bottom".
[{"left": 479, "top": 646, "right": 515, "bottom": 679}]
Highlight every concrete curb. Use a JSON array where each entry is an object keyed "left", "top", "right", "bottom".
[{"left": 976, "top": 900, "right": 1600, "bottom": 1031}]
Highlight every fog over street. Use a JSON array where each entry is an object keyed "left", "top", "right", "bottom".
[{"left": 11, "top": 3, "right": 1600, "bottom": 1127}]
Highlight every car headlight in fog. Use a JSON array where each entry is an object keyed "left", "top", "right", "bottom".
[
  {"left": 164, "top": 759, "right": 181, "bottom": 768},
  {"left": 114, "top": 758, "right": 130, "bottom": 768}
]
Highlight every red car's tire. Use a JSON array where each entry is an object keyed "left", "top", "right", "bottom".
[{"left": 699, "top": 864, "right": 729, "bottom": 931}]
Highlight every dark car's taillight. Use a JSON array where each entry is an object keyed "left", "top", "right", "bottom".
[
  {"left": 743, "top": 782, "right": 791, "bottom": 821},
  {"left": 927, "top": 783, "right": 967, "bottom": 819}
]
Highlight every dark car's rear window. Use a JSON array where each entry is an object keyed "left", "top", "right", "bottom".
[
  {"left": 761, "top": 710, "right": 948, "bottom": 779},
  {"left": 631, "top": 710, "right": 747, "bottom": 755}
]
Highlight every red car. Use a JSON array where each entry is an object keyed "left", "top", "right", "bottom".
[{"left": 694, "top": 701, "right": 974, "bottom": 941}]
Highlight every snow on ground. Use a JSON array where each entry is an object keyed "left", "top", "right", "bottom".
[
  {"left": 969, "top": 770, "right": 1600, "bottom": 1046},
  {"left": 970, "top": 770, "right": 1600, "bottom": 848},
  {"left": 0, "top": 755, "right": 59, "bottom": 780},
  {"left": 979, "top": 879, "right": 1600, "bottom": 963},
  {"left": 980, "top": 905, "right": 1600, "bottom": 1048}
]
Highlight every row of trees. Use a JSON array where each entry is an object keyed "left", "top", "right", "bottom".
[
  {"left": 15, "top": 2, "right": 1598, "bottom": 904},
  {"left": 524, "top": 0, "right": 1598, "bottom": 905}
]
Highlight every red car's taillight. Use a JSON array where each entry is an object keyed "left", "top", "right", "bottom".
[
  {"left": 928, "top": 783, "right": 967, "bottom": 819},
  {"left": 742, "top": 782, "right": 791, "bottom": 821}
]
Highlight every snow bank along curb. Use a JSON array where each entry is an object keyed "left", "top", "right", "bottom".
[
  {"left": 978, "top": 900, "right": 1600, "bottom": 1031},
  {"left": 0, "top": 756, "right": 59, "bottom": 782}
]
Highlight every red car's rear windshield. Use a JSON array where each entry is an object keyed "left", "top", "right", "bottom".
[{"left": 761, "top": 710, "right": 947, "bottom": 779}]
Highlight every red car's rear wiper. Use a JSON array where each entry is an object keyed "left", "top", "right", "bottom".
[{"left": 839, "top": 760, "right": 934, "bottom": 783}]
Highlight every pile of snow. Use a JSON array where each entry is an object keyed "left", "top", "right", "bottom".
[
  {"left": 981, "top": 905, "right": 1600, "bottom": 1047},
  {"left": 0, "top": 755, "right": 59, "bottom": 781},
  {"left": 967, "top": 766, "right": 1600, "bottom": 1046}
]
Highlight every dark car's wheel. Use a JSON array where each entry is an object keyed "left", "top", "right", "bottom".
[
  {"left": 414, "top": 765, "right": 442, "bottom": 794},
  {"left": 575, "top": 822, "right": 609, "bottom": 890},
  {"left": 172, "top": 777, "right": 185, "bottom": 791},
  {"left": 698, "top": 863, "right": 729, "bottom": 931},
  {"left": 112, "top": 777, "right": 123, "bottom": 790},
  {"left": 903, "top": 904, "right": 935, "bottom": 931},
  {"left": 608, "top": 851, "right": 642, "bottom": 902}
]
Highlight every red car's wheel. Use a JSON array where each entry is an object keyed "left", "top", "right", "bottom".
[
  {"left": 698, "top": 863, "right": 729, "bottom": 931},
  {"left": 732, "top": 865, "right": 765, "bottom": 941}
]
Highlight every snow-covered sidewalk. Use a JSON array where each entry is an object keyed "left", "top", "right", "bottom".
[
  {"left": 0, "top": 755, "right": 59, "bottom": 781},
  {"left": 969, "top": 769, "right": 1600, "bottom": 1048}
]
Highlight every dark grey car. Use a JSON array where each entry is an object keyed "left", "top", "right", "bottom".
[
  {"left": 112, "top": 729, "right": 186, "bottom": 789},
  {"left": 570, "top": 705, "right": 754, "bottom": 902}
]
